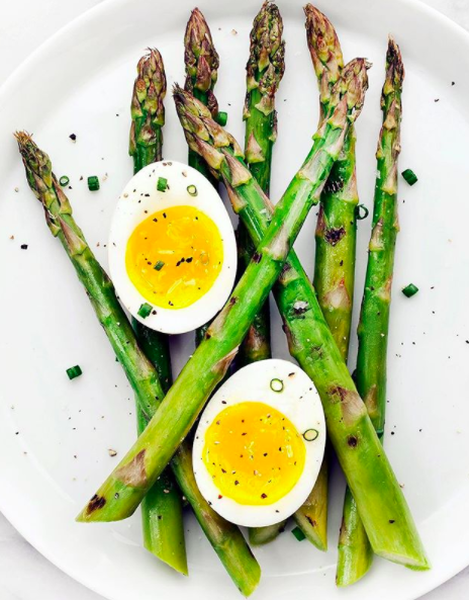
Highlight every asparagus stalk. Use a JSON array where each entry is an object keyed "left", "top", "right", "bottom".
[
  {"left": 336, "top": 37, "right": 405, "bottom": 586},
  {"left": 134, "top": 322, "right": 186, "bottom": 573},
  {"left": 243, "top": 0, "right": 285, "bottom": 546},
  {"left": 75, "top": 63, "right": 366, "bottom": 524},
  {"left": 306, "top": 4, "right": 357, "bottom": 357},
  {"left": 128, "top": 49, "right": 187, "bottom": 574},
  {"left": 294, "top": 4, "right": 360, "bottom": 553},
  {"left": 184, "top": 8, "right": 220, "bottom": 345},
  {"left": 171, "top": 65, "right": 428, "bottom": 570},
  {"left": 129, "top": 50, "right": 166, "bottom": 173},
  {"left": 16, "top": 133, "right": 261, "bottom": 596}
]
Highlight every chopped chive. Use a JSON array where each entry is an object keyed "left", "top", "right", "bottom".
[
  {"left": 157, "top": 177, "right": 168, "bottom": 192},
  {"left": 216, "top": 111, "right": 228, "bottom": 126},
  {"left": 87, "top": 176, "right": 100, "bottom": 191},
  {"left": 291, "top": 527, "right": 306, "bottom": 542},
  {"left": 154, "top": 260, "right": 165, "bottom": 271},
  {"left": 401, "top": 169, "right": 418, "bottom": 186},
  {"left": 270, "top": 378, "right": 284, "bottom": 393},
  {"left": 355, "top": 204, "right": 369, "bottom": 220},
  {"left": 303, "top": 428, "right": 319, "bottom": 442},
  {"left": 66, "top": 365, "right": 82, "bottom": 380},
  {"left": 59, "top": 175, "right": 70, "bottom": 187},
  {"left": 402, "top": 283, "right": 419, "bottom": 298},
  {"left": 187, "top": 184, "right": 198, "bottom": 196},
  {"left": 137, "top": 302, "right": 153, "bottom": 318}
]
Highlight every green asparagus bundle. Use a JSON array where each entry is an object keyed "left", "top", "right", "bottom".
[
  {"left": 336, "top": 37, "right": 405, "bottom": 587},
  {"left": 75, "top": 61, "right": 367, "bottom": 528},
  {"left": 294, "top": 4, "right": 360, "bottom": 553},
  {"left": 184, "top": 7, "right": 219, "bottom": 190},
  {"left": 172, "top": 67, "right": 428, "bottom": 570},
  {"left": 16, "top": 132, "right": 261, "bottom": 596},
  {"left": 129, "top": 48, "right": 186, "bottom": 574}
]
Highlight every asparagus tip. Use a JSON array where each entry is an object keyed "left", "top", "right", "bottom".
[
  {"left": 330, "top": 57, "right": 370, "bottom": 120},
  {"left": 304, "top": 3, "right": 344, "bottom": 102},
  {"left": 184, "top": 6, "right": 219, "bottom": 97},
  {"left": 385, "top": 36, "right": 405, "bottom": 90},
  {"left": 14, "top": 131, "right": 36, "bottom": 159}
]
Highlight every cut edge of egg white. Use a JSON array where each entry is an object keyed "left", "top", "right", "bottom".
[
  {"left": 192, "top": 359, "right": 326, "bottom": 528},
  {"left": 108, "top": 160, "right": 237, "bottom": 334}
]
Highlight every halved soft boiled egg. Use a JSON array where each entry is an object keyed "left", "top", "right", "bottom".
[
  {"left": 192, "top": 359, "right": 326, "bottom": 528},
  {"left": 109, "top": 161, "right": 237, "bottom": 334}
]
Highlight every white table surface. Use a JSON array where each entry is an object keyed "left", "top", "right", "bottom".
[{"left": 1, "top": 0, "right": 469, "bottom": 598}]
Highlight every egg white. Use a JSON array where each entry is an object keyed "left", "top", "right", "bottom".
[
  {"left": 192, "top": 359, "right": 326, "bottom": 528},
  {"left": 108, "top": 161, "right": 237, "bottom": 334}
]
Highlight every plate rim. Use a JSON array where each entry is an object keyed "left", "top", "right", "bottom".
[{"left": 1, "top": 0, "right": 468, "bottom": 598}]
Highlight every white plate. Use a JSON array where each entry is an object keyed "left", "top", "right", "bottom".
[{"left": 0, "top": 0, "right": 468, "bottom": 598}]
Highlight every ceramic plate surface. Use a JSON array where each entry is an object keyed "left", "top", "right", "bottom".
[{"left": 1, "top": 0, "right": 469, "bottom": 598}]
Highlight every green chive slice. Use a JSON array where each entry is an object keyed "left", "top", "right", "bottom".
[
  {"left": 187, "top": 184, "right": 198, "bottom": 196},
  {"left": 402, "top": 169, "right": 418, "bottom": 186},
  {"left": 291, "top": 527, "right": 306, "bottom": 541},
  {"left": 154, "top": 261, "right": 165, "bottom": 271},
  {"left": 355, "top": 204, "right": 369, "bottom": 220},
  {"left": 66, "top": 365, "right": 82, "bottom": 380},
  {"left": 270, "top": 378, "right": 284, "bottom": 393},
  {"left": 402, "top": 283, "right": 419, "bottom": 298},
  {"left": 216, "top": 111, "right": 228, "bottom": 126},
  {"left": 303, "top": 428, "right": 319, "bottom": 442},
  {"left": 87, "top": 176, "right": 100, "bottom": 191},
  {"left": 157, "top": 177, "right": 168, "bottom": 192},
  {"left": 59, "top": 175, "right": 70, "bottom": 187},
  {"left": 137, "top": 303, "right": 153, "bottom": 318}
]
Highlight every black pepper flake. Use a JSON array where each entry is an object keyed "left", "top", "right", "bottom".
[
  {"left": 21, "top": 244, "right": 28, "bottom": 250},
  {"left": 69, "top": 133, "right": 77, "bottom": 141},
  {"left": 163, "top": 212, "right": 167, "bottom": 218},
  {"left": 261, "top": 493, "right": 267, "bottom": 499},
  {"left": 389, "top": 519, "right": 395, "bottom": 524},
  {"left": 186, "top": 257, "right": 193, "bottom": 263},
  {"left": 234, "top": 480, "right": 239, "bottom": 485}
]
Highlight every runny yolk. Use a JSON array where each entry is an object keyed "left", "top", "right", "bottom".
[
  {"left": 125, "top": 205, "right": 224, "bottom": 309},
  {"left": 203, "top": 401, "right": 306, "bottom": 505}
]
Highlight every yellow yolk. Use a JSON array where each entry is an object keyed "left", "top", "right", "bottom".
[
  {"left": 125, "top": 205, "right": 224, "bottom": 309},
  {"left": 202, "top": 401, "right": 306, "bottom": 505}
]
